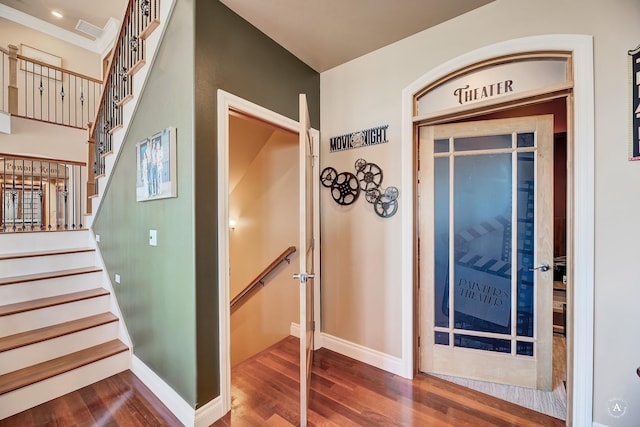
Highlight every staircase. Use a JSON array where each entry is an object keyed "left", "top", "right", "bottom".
[
  {"left": 0, "top": 230, "right": 130, "bottom": 419},
  {"left": 0, "top": 0, "right": 175, "bottom": 419}
]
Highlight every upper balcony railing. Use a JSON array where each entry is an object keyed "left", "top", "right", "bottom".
[
  {"left": 0, "top": 153, "right": 87, "bottom": 232},
  {"left": 1, "top": 45, "right": 102, "bottom": 129}
]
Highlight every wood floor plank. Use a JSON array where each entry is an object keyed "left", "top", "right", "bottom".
[
  {"left": 0, "top": 371, "right": 180, "bottom": 426},
  {"left": 0, "top": 336, "right": 566, "bottom": 426},
  {"left": 216, "top": 336, "right": 565, "bottom": 427}
]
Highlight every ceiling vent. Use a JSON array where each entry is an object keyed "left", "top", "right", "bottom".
[{"left": 75, "top": 19, "right": 103, "bottom": 39}]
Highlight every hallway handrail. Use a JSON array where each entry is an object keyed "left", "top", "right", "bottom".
[{"left": 230, "top": 246, "right": 297, "bottom": 310}]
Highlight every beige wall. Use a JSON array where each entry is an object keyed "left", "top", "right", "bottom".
[
  {"left": 229, "top": 125, "right": 299, "bottom": 367},
  {"left": 0, "top": 17, "right": 101, "bottom": 79},
  {"left": 0, "top": 116, "right": 86, "bottom": 162},
  {"left": 320, "top": 0, "right": 640, "bottom": 425}
]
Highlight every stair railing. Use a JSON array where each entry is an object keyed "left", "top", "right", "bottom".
[
  {"left": 0, "top": 153, "right": 87, "bottom": 232},
  {"left": 230, "top": 246, "right": 297, "bottom": 310},
  {"left": 88, "top": 0, "right": 160, "bottom": 199},
  {"left": 3, "top": 45, "right": 102, "bottom": 129}
]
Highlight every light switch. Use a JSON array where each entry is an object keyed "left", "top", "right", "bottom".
[
  {"left": 149, "top": 229, "right": 158, "bottom": 246},
  {"left": 96, "top": 234, "right": 101, "bottom": 242},
  {"left": 115, "top": 274, "right": 121, "bottom": 284}
]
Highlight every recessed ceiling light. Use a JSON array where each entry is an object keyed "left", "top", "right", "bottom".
[{"left": 51, "top": 10, "right": 63, "bottom": 19}]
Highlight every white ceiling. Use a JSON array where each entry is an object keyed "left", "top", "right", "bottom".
[
  {"left": 0, "top": 0, "right": 493, "bottom": 72},
  {"left": 0, "top": 0, "right": 126, "bottom": 40}
]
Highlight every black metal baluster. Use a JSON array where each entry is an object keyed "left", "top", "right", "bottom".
[
  {"left": 11, "top": 173, "right": 17, "bottom": 232},
  {"left": 63, "top": 164, "right": 68, "bottom": 229},
  {"left": 60, "top": 75, "right": 65, "bottom": 126},
  {"left": 47, "top": 68, "right": 51, "bottom": 122},
  {"left": 30, "top": 160, "right": 34, "bottom": 230},
  {"left": 38, "top": 69, "right": 43, "bottom": 121},
  {"left": 20, "top": 159, "right": 25, "bottom": 231},
  {"left": 47, "top": 161, "right": 51, "bottom": 230},
  {"left": 1, "top": 158, "right": 5, "bottom": 232},
  {"left": 79, "top": 165, "right": 83, "bottom": 229},
  {"left": 80, "top": 80, "right": 85, "bottom": 127}
]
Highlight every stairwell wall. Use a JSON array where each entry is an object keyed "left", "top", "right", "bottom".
[
  {"left": 92, "top": 0, "right": 197, "bottom": 407},
  {"left": 194, "top": 0, "right": 320, "bottom": 406}
]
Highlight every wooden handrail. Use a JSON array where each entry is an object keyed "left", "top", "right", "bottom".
[
  {"left": 0, "top": 152, "right": 86, "bottom": 167},
  {"left": 230, "top": 246, "right": 296, "bottom": 309},
  {"left": 16, "top": 54, "right": 102, "bottom": 84}
]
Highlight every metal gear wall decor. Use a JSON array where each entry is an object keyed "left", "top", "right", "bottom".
[{"left": 320, "top": 158, "right": 399, "bottom": 218}]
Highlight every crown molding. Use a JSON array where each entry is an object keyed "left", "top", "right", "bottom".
[{"left": 0, "top": 3, "right": 118, "bottom": 55}]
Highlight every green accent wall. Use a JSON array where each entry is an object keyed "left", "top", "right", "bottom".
[
  {"left": 193, "top": 0, "right": 319, "bottom": 406},
  {"left": 94, "top": 0, "right": 319, "bottom": 410},
  {"left": 93, "top": 0, "right": 197, "bottom": 405}
]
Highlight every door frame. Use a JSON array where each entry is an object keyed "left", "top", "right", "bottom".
[
  {"left": 216, "top": 89, "right": 321, "bottom": 415},
  {"left": 401, "top": 35, "right": 594, "bottom": 425}
]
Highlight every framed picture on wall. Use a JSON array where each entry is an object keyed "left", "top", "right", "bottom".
[{"left": 135, "top": 127, "right": 177, "bottom": 201}]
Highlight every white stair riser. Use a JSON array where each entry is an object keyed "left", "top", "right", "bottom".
[
  {"left": 0, "top": 321, "right": 119, "bottom": 375},
  {"left": 0, "top": 295, "right": 110, "bottom": 337},
  {"left": 0, "top": 350, "right": 130, "bottom": 420},
  {"left": 0, "top": 272, "right": 102, "bottom": 306},
  {"left": 0, "top": 231, "right": 92, "bottom": 255},
  {"left": 0, "top": 252, "right": 97, "bottom": 277}
]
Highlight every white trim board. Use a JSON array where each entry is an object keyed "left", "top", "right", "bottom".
[
  {"left": 401, "top": 34, "right": 594, "bottom": 426},
  {"left": 290, "top": 323, "right": 404, "bottom": 377},
  {"left": 132, "top": 356, "right": 224, "bottom": 427}
]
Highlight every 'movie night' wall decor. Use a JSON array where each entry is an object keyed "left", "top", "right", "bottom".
[{"left": 321, "top": 158, "right": 399, "bottom": 218}]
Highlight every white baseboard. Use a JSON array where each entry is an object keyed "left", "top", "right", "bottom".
[
  {"left": 132, "top": 356, "right": 226, "bottom": 427},
  {"left": 195, "top": 396, "right": 225, "bottom": 427},
  {"left": 290, "top": 322, "right": 300, "bottom": 338},
  {"left": 132, "top": 356, "right": 194, "bottom": 426},
  {"left": 289, "top": 322, "right": 404, "bottom": 377}
]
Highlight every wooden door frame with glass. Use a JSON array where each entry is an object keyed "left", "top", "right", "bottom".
[{"left": 418, "top": 115, "right": 554, "bottom": 390}]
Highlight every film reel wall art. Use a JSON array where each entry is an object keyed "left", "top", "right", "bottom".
[{"left": 321, "top": 159, "right": 399, "bottom": 218}]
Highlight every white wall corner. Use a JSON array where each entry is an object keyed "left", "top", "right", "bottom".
[
  {"left": 96, "top": 17, "right": 121, "bottom": 57},
  {"left": 0, "top": 112, "right": 10, "bottom": 134}
]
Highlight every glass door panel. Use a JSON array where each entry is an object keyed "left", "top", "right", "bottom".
[{"left": 420, "top": 115, "right": 554, "bottom": 391}]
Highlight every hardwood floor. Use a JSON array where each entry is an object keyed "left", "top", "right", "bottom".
[
  {"left": 215, "top": 336, "right": 565, "bottom": 426},
  {"left": 0, "top": 370, "right": 180, "bottom": 426},
  {"left": 0, "top": 336, "right": 566, "bottom": 426}
]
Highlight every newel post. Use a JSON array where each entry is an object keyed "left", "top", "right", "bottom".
[
  {"left": 7, "top": 44, "right": 18, "bottom": 115},
  {"left": 86, "top": 122, "right": 96, "bottom": 213}
]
